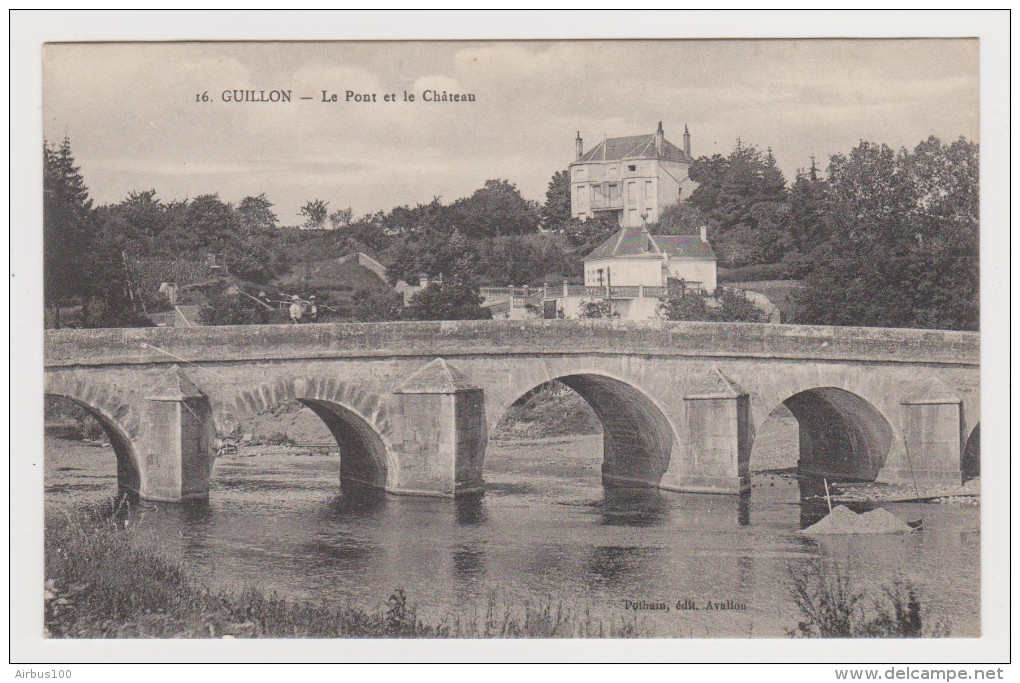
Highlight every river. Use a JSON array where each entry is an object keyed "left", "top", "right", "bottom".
[{"left": 44, "top": 433, "right": 980, "bottom": 638}]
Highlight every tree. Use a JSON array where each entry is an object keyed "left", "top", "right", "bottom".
[
  {"left": 347, "top": 286, "right": 402, "bottom": 322},
  {"left": 300, "top": 199, "right": 329, "bottom": 229},
  {"left": 687, "top": 140, "right": 792, "bottom": 267},
  {"left": 222, "top": 235, "right": 281, "bottom": 284},
  {"left": 237, "top": 194, "right": 279, "bottom": 235},
  {"left": 661, "top": 292, "right": 710, "bottom": 321},
  {"left": 44, "top": 138, "right": 149, "bottom": 328},
  {"left": 173, "top": 194, "right": 239, "bottom": 252},
  {"left": 649, "top": 201, "right": 712, "bottom": 236},
  {"left": 199, "top": 285, "right": 271, "bottom": 325},
  {"left": 44, "top": 138, "right": 94, "bottom": 307},
  {"left": 329, "top": 207, "right": 354, "bottom": 230},
  {"left": 795, "top": 137, "right": 979, "bottom": 331},
  {"left": 562, "top": 213, "right": 619, "bottom": 251},
  {"left": 662, "top": 288, "right": 766, "bottom": 323},
  {"left": 788, "top": 158, "right": 829, "bottom": 254},
  {"left": 540, "top": 169, "right": 572, "bottom": 230},
  {"left": 715, "top": 288, "right": 767, "bottom": 322},
  {"left": 449, "top": 179, "right": 541, "bottom": 238},
  {"left": 403, "top": 272, "right": 492, "bottom": 321}
]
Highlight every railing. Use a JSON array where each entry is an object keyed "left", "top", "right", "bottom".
[
  {"left": 480, "top": 287, "right": 544, "bottom": 312},
  {"left": 480, "top": 287, "right": 543, "bottom": 303},
  {"left": 611, "top": 285, "right": 641, "bottom": 297},
  {"left": 481, "top": 282, "right": 703, "bottom": 310},
  {"left": 480, "top": 287, "right": 510, "bottom": 301},
  {"left": 562, "top": 285, "right": 607, "bottom": 297},
  {"left": 147, "top": 311, "right": 177, "bottom": 327},
  {"left": 590, "top": 196, "right": 623, "bottom": 210}
]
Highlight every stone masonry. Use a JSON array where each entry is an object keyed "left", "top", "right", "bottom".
[{"left": 43, "top": 320, "right": 979, "bottom": 501}]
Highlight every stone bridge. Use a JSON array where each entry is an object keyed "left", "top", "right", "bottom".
[{"left": 43, "top": 320, "right": 980, "bottom": 502}]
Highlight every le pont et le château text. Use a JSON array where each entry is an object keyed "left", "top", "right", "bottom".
[{"left": 209, "top": 89, "right": 476, "bottom": 104}]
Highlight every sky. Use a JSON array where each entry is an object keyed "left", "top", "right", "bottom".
[{"left": 43, "top": 39, "right": 979, "bottom": 224}]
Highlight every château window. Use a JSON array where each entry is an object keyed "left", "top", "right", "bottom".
[{"left": 627, "top": 164, "right": 637, "bottom": 172}]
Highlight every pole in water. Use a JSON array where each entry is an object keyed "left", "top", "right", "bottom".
[{"left": 823, "top": 478, "right": 833, "bottom": 515}]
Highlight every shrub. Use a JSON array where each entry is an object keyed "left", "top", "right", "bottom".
[
  {"left": 578, "top": 299, "right": 617, "bottom": 319},
  {"left": 263, "top": 431, "right": 293, "bottom": 446},
  {"left": 780, "top": 250, "right": 814, "bottom": 279},
  {"left": 661, "top": 288, "right": 766, "bottom": 323},
  {"left": 718, "top": 262, "right": 787, "bottom": 283},
  {"left": 45, "top": 396, "right": 107, "bottom": 441},
  {"left": 786, "top": 560, "right": 949, "bottom": 638},
  {"left": 661, "top": 292, "right": 710, "bottom": 321},
  {"left": 403, "top": 276, "right": 492, "bottom": 321},
  {"left": 199, "top": 285, "right": 275, "bottom": 326},
  {"left": 715, "top": 288, "right": 768, "bottom": 323}
]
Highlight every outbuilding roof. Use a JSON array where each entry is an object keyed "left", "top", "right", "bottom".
[{"left": 584, "top": 228, "right": 716, "bottom": 261}]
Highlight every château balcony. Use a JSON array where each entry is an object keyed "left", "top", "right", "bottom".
[{"left": 590, "top": 196, "right": 624, "bottom": 210}]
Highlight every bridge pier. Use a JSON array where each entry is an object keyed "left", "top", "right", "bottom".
[
  {"left": 662, "top": 368, "right": 752, "bottom": 494},
  {"left": 880, "top": 378, "right": 964, "bottom": 487},
  {"left": 137, "top": 366, "right": 216, "bottom": 502},
  {"left": 389, "top": 359, "right": 487, "bottom": 497}
]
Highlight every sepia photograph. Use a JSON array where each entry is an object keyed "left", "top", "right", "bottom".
[{"left": 11, "top": 9, "right": 1010, "bottom": 669}]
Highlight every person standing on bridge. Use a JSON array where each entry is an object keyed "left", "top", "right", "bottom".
[
  {"left": 308, "top": 295, "right": 319, "bottom": 322},
  {"left": 288, "top": 295, "right": 304, "bottom": 324}
]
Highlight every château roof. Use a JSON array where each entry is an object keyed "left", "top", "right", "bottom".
[
  {"left": 584, "top": 228, "right": 716, "bottom": 261},
  {"left": 573, "top": 134, "right": 691, "bottom": 164}
]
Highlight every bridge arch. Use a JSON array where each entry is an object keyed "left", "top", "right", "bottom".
[
  {"left": 43, "top": 375, "right": 142, "bottom": 496},
  {"left": 753, "top": 386, "right": 894, "bottom": 481},
  {"left": 962, "top": 422, "right": 980, "bottom": 480},
  {"left": 493, "top": 371, "right": 679, "bottom": 488},
  {"left": 219, "top": 377, "right": 394, "bottom": 489}
]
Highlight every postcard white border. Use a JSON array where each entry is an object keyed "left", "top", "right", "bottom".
[{"left": 9, "top": 9, "right": 1011, "bottom": 670}]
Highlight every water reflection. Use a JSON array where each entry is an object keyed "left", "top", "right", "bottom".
[
  {"left": 455, "top": 493, "right": 488, "bottom": 526},
  {"left": 330, "top": 480, "right": 388, "bottom": 516},
  {"left": 584, "top": 545, "right": 656, "bottom": 586},
  {"left": 452, "top": 543, "right": 486, "bottom": 579},
  {"left": 738, "top": 489, "right": 751, "bottom": 527},
  {"left": 598, "top": 485, "right": 667, "bottom": 527},
  {"left": 44, "top": 437, "right": 982, "bottom": 638}
]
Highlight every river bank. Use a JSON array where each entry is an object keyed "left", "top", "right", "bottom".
[{"left": 44, "top": 504, "right": 649, "bottom": 638}]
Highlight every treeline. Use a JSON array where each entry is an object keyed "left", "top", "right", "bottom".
[
  {"left": 652, "top": 136, "right": 978, "bottom": 330},
  {"left": 44, "top": 133, "right": 978, "bottom": 331}
]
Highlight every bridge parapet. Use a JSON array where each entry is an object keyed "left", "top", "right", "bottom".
[
  {"left": 43, "top": 320, "right": 980, "bottom": 503},
  {"left": 44, "top": 320, "right": 979, "bottom": 368}
]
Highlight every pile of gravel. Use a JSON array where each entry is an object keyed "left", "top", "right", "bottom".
[{"left": 801, "top": 504, "right": 912, "bottom": 535}]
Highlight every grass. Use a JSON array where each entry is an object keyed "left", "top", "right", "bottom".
[
  {"left": 45, "top": 501, "right": 650, "bottom": 639},
  {"left": 786, "top": 559, "right": 950, "bottom": 638}
]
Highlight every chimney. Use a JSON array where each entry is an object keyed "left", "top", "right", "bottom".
[
  {"left": 683, "top": 124, "right": 691, "bottom": 159},
  {"left": 656, "top": 121, "right": 664, "bottom": 156},
  {"left": 575, "top": 131, "right": 583, "bottom": 159},
  {"left": 699, "top": 225, "right": 708, "bottom": 243},
  {"left": 419, "top": 273, "right": 429, "bottom": 289}
]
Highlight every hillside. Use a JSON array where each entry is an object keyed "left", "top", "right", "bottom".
[{"left": 727, "top": 280, "right": 803, "bottom": 323}]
